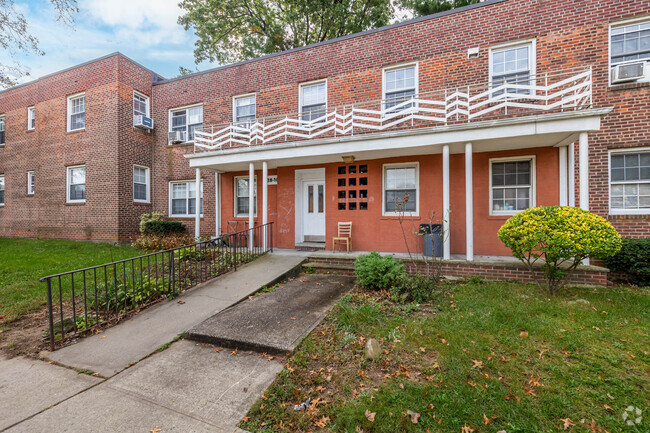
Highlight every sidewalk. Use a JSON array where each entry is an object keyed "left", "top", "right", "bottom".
[{"left": 47, "top": 253, "right": 305, "bottom": 377}]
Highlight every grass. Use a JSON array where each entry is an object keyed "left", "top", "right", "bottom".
[
  {"left": 0, "top": 237, "right": 143, "bottom": 323},
  {"left": 242, "top": 281, "right": 649, "bottom": 432}
]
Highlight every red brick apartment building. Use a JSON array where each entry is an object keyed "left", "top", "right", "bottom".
[{"left": 0, "top": 0, "right": 648, "bottom": 260}]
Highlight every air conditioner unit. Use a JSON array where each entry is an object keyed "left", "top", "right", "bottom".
[
  {"left": 168, "top": 131, "right": 186, "bottom": 144},
  {"left": 611, "top": 62, "right": 646, "bottom": 84},
  {"left": 134, "top": 115, "right": 154, "bottom": 130}
]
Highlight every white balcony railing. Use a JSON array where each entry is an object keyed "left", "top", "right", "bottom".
[{"left": 193, "top": 67, "right": 592, "bottom": 152}]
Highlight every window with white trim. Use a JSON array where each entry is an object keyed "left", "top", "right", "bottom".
[
  {"left": 610, "top": 19, "right": 650, "bottom": 66},
  {"left": 133, "top": 165, "right": 150, "bottom": 203},
  {"left": 610, "top": 150, "right": 650, "bottom": 213},
  {"left": 299, "top": 81, "right": 326, "bottom": 122},
  {"left": 0, "top": 175, "right": 4, "bottom": 206},
  {"left": 27, "top": 171, "right": 35, "bottom": 195},
  {"left": 133, "top": 92, "right": 150, "bottom": 125},
  {"left": 234, "top": 94, "right": 256, "bottom": 125},
  {"left": 67, "top": 94, "right": 85, "bottom": 131},
  {"left": 0, "top": 115, "right": 5, "bottom": 145},
  {"left": 169, "top": 180, "right": 203, "bottom": 217},
  {"left": 383, "top": 65, "right": 417, "bottom": 111},
  {"left": 169, "top": 105, "right": 203, "bottom": 143},
  {"left": 27, "top": 107, "right": 35, "bottom": 130},
  {"left": 234, "top": 176, "right": 257, "bottom": 217},
  {"left": 490, "top": 157, "right": 535, "bottom": 215},
  {"left": 490, "top": 41, "right": 535, "bottom": 96},
  {"left": 383, "top": 163, "right": 418, "bottom": 214},
  {"left": 67, "top": 165, "right": 86, "bottom": 203}
]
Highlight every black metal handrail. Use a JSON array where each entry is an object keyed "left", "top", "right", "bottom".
[{"left": 40, "top": 222, "right": 273, "bottom": 350}]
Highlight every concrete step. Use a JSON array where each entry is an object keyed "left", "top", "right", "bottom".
[
  {"left": 302, "top": 261, "right": 355, "bottom": 274},
  {"left": 295, "top": 242, "right": 326, "bottom": 251}
]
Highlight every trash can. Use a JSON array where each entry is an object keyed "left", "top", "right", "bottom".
[{"left": 419, "top": 224, "right": 442, "bottom": 258}]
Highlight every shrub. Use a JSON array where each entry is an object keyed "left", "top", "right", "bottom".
[
  {"left": 134, "top": 233, "right": 195, "bottom": 252},
  {"left": 139, "top": 211, "right": 164, "bottom": 234},
  {"left": 391, "top": 272, "right": 439, "bottom": 303},
  {"left": 142, "top": 220, "right": 186, "bottom": 236},
  {"left": 604, "top": 238, "right": 650, "bottom": 287},
  {"left": 498, "top": 206, "right": 622, "bottom": 295},
  {"left": 354, "top": 251, "right": 406, "bottom": 290}
]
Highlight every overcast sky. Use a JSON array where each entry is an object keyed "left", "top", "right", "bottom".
[{"left": 11, "top": 0, "right": 217, "bottom": 83}]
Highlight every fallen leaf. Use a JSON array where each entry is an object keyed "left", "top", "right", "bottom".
[
  {"left": 365, "top": 410, "right": 376, "bottom": 422},
  {"left": 291, "top": 317, "right": 296, "bottom": 320},
  {"left": 586, "top": 419, "right": 602, "bottom": 432},
  {"left": 313, "top": 416, "right": 330, "bottom": 428},
  {"left": 471, "top": 359, "right": 483, "bottom": 369},
  {"left": 520, "top": 331, "right": 529, "bottom": 338},
  {"left": 406, "top": 410, "right": 420, "bottom": 424},
  {"left": 242, "top": 416, "right": 250, "bottom": 422},
  {"left": 440, "top": 338, "right": 447, "bottom": 344},
  {"left": 230, "top": 349, "right": 238, "bottom": 356},
  {"left": 483, "top": 413, "right": 496, "bottom": 425},
  {"left": 603, "top": 404, "right": 613, "bottom": 411},
  {"left": 461, "top": 425, "right": 475, "bottom": 433},
  {"left": 177, "top": 300, "right": 185, "bottom": 304},
  {"left": 559, "top": 417, "right": 574, "bottom": 430},
  {"left": 150, "top": 427, "right": 161, "bottom": 433}
]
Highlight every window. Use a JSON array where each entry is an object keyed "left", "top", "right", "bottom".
[
  {"left": 233, "top": 94, "right": 256, "bottom": 126},
  {"left": 234, "top": 176, "right": 257, "bottom": 217},
  {"left": 27, "top": 171, "right": 35, "bottom": 195},
  {"left": 67, "top": 93, "right": 86, "bottom": 131},
  {"left": 67, "top": 165, "right": 86, "bottom": 203},
  {"left": 133, "top": 92, "right": 150, "bottom": 125},
  {"left": 299, "top": 81, "right": 326, "bottom": 122},
  {"left": 489, "top": 41, "right": 535, "bottom": 96},
  {"left": 169, "top": 105, "right": 203, "bottom": 143},
  {"left": 383, "top": 163, "right": 418, "bottom": 215},
  {"left": 490, "top": 157, "right": 536, "bottom": 215},
  {"left": 169, "top": 181, "right": 203, "bottom": 217},
  {"left": 0, "top": 175, "right": 4, "bottom": 206},
  {"left": 27, "top": 107, "right": 35, "bottom": 130},
  {"left": 610, "top": 150, "right": 650, "bottom": 214},
  {"left": 0, "top": 115, "right": 5, "bottom": 145},
  {"left": 610, "top": 19, "right": 650, "bottom": 66},
  {"left": 133, "top": 165, "right": 150, "bottom": 203},
  {"left": 383, "top": 64, "right": 417, "bottom": 111}
]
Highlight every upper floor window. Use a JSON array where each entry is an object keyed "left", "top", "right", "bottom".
[
  {"left": 0, "top": 116, "right": 5, "bottom": 145},
  {"left": 27, "top": 171, "right": 35, "bottom": 195},
  {"left": 610, "top": 150, "right": 650, "bottom": 214},
  {"left": 234, "top": 176, "right": 257, "bottom": 217},
  {"left": 0, "top": 175, "right": 4, "bottom": 206},
  {"left": 27, "top": 107, "right": 35, "bottom": 130},
  {"left": 67, "top": 165, "right": 86, "bottom": 203},
  {"left": 490, "top": 157, "right": 536, "bottom": 215},
  {"left": 67, "top": 93, "right": 86, "bottom": 132},
  {"left": 489, "top": 41, "right": 535, "bottom": 96},
  {"left": 169, "top": 180, "right": 203, "bottom": 217},
  {"left": 169, "top": 105, "right": 203, "bottom": 143},
  {"left": 133, "top": 92, "right": 150, "bottom": 124},
  {"left": 383, "top": 64, "right": 417, "bottom": 111},
  {"left": 234, "top": 94, "right": 256, "bottom": 126},
  {"left": 383, "top": 163, "right": 418, "bottom": 215},
  {"left": 299, "top": 81, "right": 326, "bottom": 122},
  {"left": 611, "top": 19, "right": 650, "bottom": 66},
  {"left": 133, "top": 165, "right": 150, "bottom": 203}
]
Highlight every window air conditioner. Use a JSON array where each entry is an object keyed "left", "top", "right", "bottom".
[
  {"left": 611, "top": 62, "right": 645, "bottom": 84},
  {"left": 168, "top": 131, "right": 186, "bottom": 144},
  {"left": 134, "top": 115, "right": 154, "bottom": 130}
]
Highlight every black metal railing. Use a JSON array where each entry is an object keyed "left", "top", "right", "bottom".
[{"left": 40, "top": 222, "right": 273, "bottom": 350}]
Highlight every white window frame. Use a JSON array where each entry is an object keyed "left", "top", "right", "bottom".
[
  {"left": 67, "top": 93, "right": 86, "bottom": 132},
  {"left": 133, "top": 91, "right": 150, "bottom": 125},
  {"left": 608, "top": 147, "right": 650, "bottom": 215},
  {"left": 0, "top": 175, "right": 4, "bottom": 206},
  {"left": 27, "top": 171, "right": 35, "bottom": 195},
  {"left": 133, "top": 165, "right": 150, "bottom": 203},
  {"left": 168, "top": 103, "right": 203, "bottom": 144},
  {"left": 299, "top": 80, "right": 327, "bottom": 122},
  {"left": 234, "top": 175, "right": 257, "bottom": 218},
  {"left": 66, "top": 165, "right": 86, "bottom": 204},
  {"left": 489, "top": 39, "right": 537, "bottom": 97},
  {"left": 489, "top": 156, "right": 536, "bottom": 216},
  {"left": 233, "top": 93, "right": 256, "bottom": 125},
  {"left": 382, "top": 162, "right": 420, "bottom": 217},
  {"left": 168, "top": 180, "right": 204, "bottom": 217},
  {"left": 608, "top": 16, "right": 650, "bottom": 86},
  {"left": 0, "top": 115, "right": 5, "bottom": 146},
  {"left": 382, "top": 62, "right": 419, "bottom": 111},
  {"left": 27, "top": 106, "right": 35, "bottom": 130}
]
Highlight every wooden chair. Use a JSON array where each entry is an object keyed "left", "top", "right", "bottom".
[
  {"left": 226, "top": 220, "right": 239, "bottom": 234},
  {"left": 332, "top": 222, "right": 352, "bottom": 253}
]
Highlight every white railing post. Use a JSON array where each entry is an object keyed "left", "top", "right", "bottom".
[{"left": 442, "top": 144, "right": 451, "bottom": 260}]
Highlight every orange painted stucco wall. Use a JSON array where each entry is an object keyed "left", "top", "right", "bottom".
[{"left": 219, "top": 147, "right": 559, "bottom": 256}]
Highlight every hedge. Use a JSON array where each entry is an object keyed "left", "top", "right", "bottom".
[
  {"left": 603, "top": 238, "right": 650, "bottom": 287},
  {"left": 142, "top": 220, "right": 187, "bottom": 236}
]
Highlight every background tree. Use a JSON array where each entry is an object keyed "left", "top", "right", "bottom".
[
  {"left": 402, "top": 0, "right": 481, "bottom": 16},
  {"left": 0, "top": 0, "right": 78, "bottom": 88}
]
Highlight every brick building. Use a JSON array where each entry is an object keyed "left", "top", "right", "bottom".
[{"left": 0, "top": 0, "right": 648, "bottom": 260}]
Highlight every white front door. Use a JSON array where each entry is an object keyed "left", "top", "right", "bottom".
[{"left": 302, "top": 180, "right": 325, "bottom": 242}]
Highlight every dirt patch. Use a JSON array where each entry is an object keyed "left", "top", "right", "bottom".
[{"left": 0, "top": 306, "right": 50, "bottom": 358}]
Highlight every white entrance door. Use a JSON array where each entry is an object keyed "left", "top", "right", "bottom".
[{"left": 302, "top": 180, "right": 325, "bottom": 242}]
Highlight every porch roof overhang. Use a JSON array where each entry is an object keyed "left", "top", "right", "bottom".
[{"left": 185, "top": 107, "right": 613, "bottom": 172}]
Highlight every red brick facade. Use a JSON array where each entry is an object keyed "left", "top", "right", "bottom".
[{"left": 0, "top": 0, "right": 648, "bottom": 246}]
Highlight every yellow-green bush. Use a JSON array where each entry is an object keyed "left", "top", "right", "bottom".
[{"left": 498, "top": 206, "right": 621, "bottom": 294}]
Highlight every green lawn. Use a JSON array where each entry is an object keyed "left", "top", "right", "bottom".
[
  {"left": 0, "top": 238, "right": 143, "bottom": 322},
  {"left": 242, "top": 279, "right": 649, "bottom": 432}
]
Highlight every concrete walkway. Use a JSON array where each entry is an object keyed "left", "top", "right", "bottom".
[{"left": 47, "top": 253, "right": 304, "bottom": 377}]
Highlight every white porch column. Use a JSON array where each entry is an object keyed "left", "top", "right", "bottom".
[
  {"left": 194, "top": 168, "right": 201, "bottom": 239},
  {"left": 249, "top": 162, "right": 255, "bottom": 250},
  {"left": 465, "top": 142, "right": 474, "bottom": 261},
  {"left": 442, "top": 144, "right": 451, "bottom": 260},
  {"left": 215, "top": 172, "right": 221, "bottom": 237},
  {"left": 262, "top": 161, "right": 268, "bottom": 250},
  {"left": 578, "top": 132, "right": 589, "bottom": 210},
  {"left": 559, "top": 146, "right": 568, "bottom": 206},
  {"left": 568, "top": 142, "right": 576, "bottom": 207}
]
